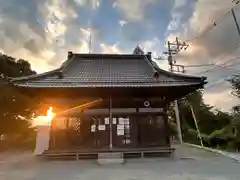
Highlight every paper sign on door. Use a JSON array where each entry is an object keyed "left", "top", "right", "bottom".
[
  {"left": 113, "top": 118, "right": 117, "bottom": 124},
  {"left": 119, "top": 118, "right": 125, "bottom": 125},
  {"left": 117, "top": 129, "right": 124, "bottom": 135},
  {"left": 104, "top": 117, "right": 109, "bottom": 124},
  {"left": 91, "top": 125, "right": 96, "bottom": 132},
  {"left": 98, "top": 125, "right": 106, "bottom": 131},
  {"left": 117, "top": 125, "right": 124, "bottom": 130}
]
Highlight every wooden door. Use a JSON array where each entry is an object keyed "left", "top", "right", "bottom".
[
  {"left": 112, "top": 116, "right": 138, "bottom": 148},
  {"left": 94, "top": 116, "right": 110, "bottom": 148},
  {"left": 139, "top": 115, "right": 165, "bottom": 147}
]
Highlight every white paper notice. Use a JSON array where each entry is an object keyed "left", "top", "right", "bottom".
[
  {"left": 104, "top": 117, "right": 109, "bottom": 124},
  {"left": 119, "top": 118, "right": 125, "bottom": 125},
  {"left": 125, "top": 139, "right": 131, "bottom": 144},
  {"left": 91, "top": 125, "right": 96, "bottom": 132},
  {"left": 117, "top": 129, "right": 124, "bottom": 135},
  {"left": 98, "top": 125, "right": 106, "bottom": 131},
  {"left": 113, "top": 118, "right": 117, "bottom": 124},
  {"left": 117, "top": 125, "right": 124, "bottom": 130},
  {"left": 124, "top": 118, "right": 130, "bottom": 124}
]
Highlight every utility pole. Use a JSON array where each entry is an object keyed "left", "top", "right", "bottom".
[
  {"left": 164, "top": 37, "right": 188, "bottom": 73},
  {"left": 89, "top": 33, "right": 92, "bottom": 54},
  {"left": 164, "top": 37, "right": 188, "bottom": 144},
  {"left": 174, "top": 100, "right": 182, "bottom": 143},
  {"left": 164, "top": 37, "right": 204, "bottom": 146},
  {"left": 190, "top": 106, "right": 203, "bottom": 147},
  {"left": 231, "top": 8, "right": 240, "bottom": 37}
]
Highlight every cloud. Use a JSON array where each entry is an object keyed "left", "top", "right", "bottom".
[
  {"left": 100, "top": 43, "right": 122, "bottom": 54},
  {"left": 0, "top": 0, "right": 99, "bottom": 73},
  {"left": 119, "top": 20, "right": 128, "bottom": 27},
  {"left": 9, "top": 48, "right": 57, "bottom": 72},
  {"left": 0, "top": 49, "right": 5, "bottom": 54},
  {"left": 73, "top": 0, "right": 100, "bottom": 9},
  {"left": 42, "top": 0, "right": 79, "bottom": 43},
  {"left": 141, "top": 37, "right": 161, "bottom": 54},
  {"left": 167, "top": 13, "right": 182, "bottom": 31},
  {"left": 204, "top": 89, "right": 239, "bottom": 112},
  {"left": 167, "top": 0, "right": 187, "bottom": 31},
  {"left": 176, "top": 0, "right": 240, "bottom": 69},
  {"left": 0, "top": 0, "right": 238, "bottom": 111},
  {"left": 139, "top": 37, "right": 169, "bottom": 70},
  {"left": 113, "top": 0, "right": 156, "bottom": 22},
  {"left": 168, "top": 0, "right": 240, "bottom": 111},
  {"left": 174, "top": 0, "right": 186, "bottom": 9}
]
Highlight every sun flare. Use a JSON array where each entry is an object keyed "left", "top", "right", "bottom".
[{"left": 33, "top": 107, "right": 55, "bottom": 126}]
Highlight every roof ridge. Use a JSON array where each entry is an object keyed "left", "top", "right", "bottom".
[
  {"left": 143, "top": 55, "right": 159, "bottom": 78},
  {"left": 10, "top": 69, "right": 60, "bottom": 82},
  {"left": 152, "top": 61, "right": 206, "bottom": 81},
  {"left": 73, "top": 53, "right": 144, "bottom": 59},
  {"left": 59, "top": 54, "right": 76, "bottom": 74}
]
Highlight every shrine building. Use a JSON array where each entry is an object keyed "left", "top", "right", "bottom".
[{"left": 11, "top": 48, "right": 207, "bottom": 159}]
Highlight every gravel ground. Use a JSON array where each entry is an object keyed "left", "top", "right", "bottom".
[{"left": 0, "top": 145, "right": 240, "bottom": 180}]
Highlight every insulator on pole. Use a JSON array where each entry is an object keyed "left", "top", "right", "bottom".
[{"left": 168, "top": 55, "right": 173, "bottom": 65}]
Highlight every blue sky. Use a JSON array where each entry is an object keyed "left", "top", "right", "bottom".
[
  {"left": 0, "top": 0, "right": 239, "bottom": 111},
  {"left": 0, "top": 0, "right": 196, "bottom": 66}
]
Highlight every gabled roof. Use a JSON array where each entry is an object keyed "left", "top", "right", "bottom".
[{"left": 10, "top": 52, "right": 207, "bottom": 88}]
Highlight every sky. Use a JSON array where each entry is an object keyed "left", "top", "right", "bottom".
[{"left": 0, "top": 0, "right": 239, "bottom": 112}]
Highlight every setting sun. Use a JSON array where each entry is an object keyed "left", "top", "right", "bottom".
[{"left": 33, "top": 107, "right": 55, "bottom": 126}]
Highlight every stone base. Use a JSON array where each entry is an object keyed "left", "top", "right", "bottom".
[{"left": 97, "top": 152, "right": 124, "bottom": 165}]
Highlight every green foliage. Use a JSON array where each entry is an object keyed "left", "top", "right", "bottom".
[
  {"left": 0, "top": 54, "right": 36, "bottom": 150},
  {"left": 0, "top": 53, "right": 239, "bottom": 152},
  {"left": 173, "top": 90, "right": 239, "bottom": 150},
  {"left": 228, "top": 74, "right": 240, "bottom": 98},
  {"left": 0, "top": 54, "right": 36, "bottom": 77}
]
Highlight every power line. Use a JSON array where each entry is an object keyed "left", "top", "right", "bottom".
[
  {"left": 163, "top": 37, "right": 188, "bottom": 72},
  {"left": 186, "top": 61, "right": 240, "bottom": 73},
  {"left": 188, "top": 6, "right": 240, "bottom": 75},
  {"left": 184, "top": 64, "right": 215, "bottom": 68},
  {"left": 164, "top": 37, "right": 188, "bottom": 143},
  {"left": 184, "top": 62, "right": 240, "bottom": 71},
  {"left": 184, "top": 3, "right": 240, "bottom": 43},
  {"left": 185, "top": 10, "right": 230, "bottom": 43},
  {"left": 197, "top": 56, "right": 240, "bottom": 75},
  {"left": 205, "top": 80, "right": 227, "bottom": 89},
  {"left": 192, "top": 43, "right": 240, "bottom": 75},
  {"left": 213, "top": 63, "right": 240, "bottom": 71},
  {"left": 174, "top": 4, "right": 240, "bottom": 73},
  {"left": 204, "top": 71, "right": 240, "bottom": 89},
  {"left": 231, "top": 7, "right": 240, "bottom": 37}
]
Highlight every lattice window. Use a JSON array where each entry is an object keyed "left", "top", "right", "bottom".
[
  {"left": 54, "top": 117, "right": 67, "bottom": 130},
  {"left": 69, "top": 117, "right": 81, "bottom": 133}
]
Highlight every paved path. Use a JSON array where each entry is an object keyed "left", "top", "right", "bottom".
[
  {"left": 0, "top": 145, "right": 240, "bottom": 180},
  {"left": 225, "top": 152, "right": 240, "bottom": 162},
  {"left": 183, "top": 143, "right": 240, "bottom": 162}
]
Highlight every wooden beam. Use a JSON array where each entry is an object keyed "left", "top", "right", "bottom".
[{"left": 163, "top": 104, "right": 170, "bottom": 147}]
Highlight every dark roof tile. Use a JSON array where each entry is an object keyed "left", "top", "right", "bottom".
[{"left": 11, "top": 53, "right": 206, "bottom": 88}]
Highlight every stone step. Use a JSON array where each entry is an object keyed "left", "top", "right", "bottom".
[{"left": 97, "top": 152, "right": 124, "bottom": 164}]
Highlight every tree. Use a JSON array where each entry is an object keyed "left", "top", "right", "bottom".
[
  {"left": 0, "top": 54, "right": 37, "bottom": 149},
  {"left": 177, "top": 90, "right": 234, "bottom": 148},
  {"left": 229, "top": 74, "right": 240, "bottom": 98}
]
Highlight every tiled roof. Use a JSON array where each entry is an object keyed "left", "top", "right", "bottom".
[{"left": 11, "top": 53, "right": 207, "bottom": 88}]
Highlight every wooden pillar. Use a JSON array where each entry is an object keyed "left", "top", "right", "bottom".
[
  {"left": 136, "top": 107, "right": 141, "bottom": 147},
  {"left": 50, "top": 118, "right": 56, "bottom": 149},
  {"left": 65, "top": 117, "right": 69, "bottom": 148},
  {"left": 163, "top": 103, "right": 170, "bottom": 147},
  {"left": 109, "top": 95, "right": 113, "bottom": 149}
]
